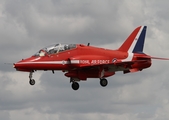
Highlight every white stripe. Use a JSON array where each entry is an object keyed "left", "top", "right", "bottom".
[
  {"left": 30, "top": 57, "right": 41, "bottom": 61},
  {"left": 17, "top": 60, "right": 80, "bottom": 65},
  {"left": 71, "top": 60, "right": 80, "bottom": 64},
  {"left": 18, "top": 61, "right": 63, "bottom": 64},
  {"left": 122, "top": 52, "right": 133, "bottom": 62}
]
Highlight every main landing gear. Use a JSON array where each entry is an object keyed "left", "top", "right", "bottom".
[
  {"left": 70, "top": 78, "right": 80, "bottom": 90},
  {"left": 71, "top": 82, "right": 79, "bottom": 90},
  {"left": 29, "top": 71, "right": 35, "bottom": 85},
  {"left": 100, "top": 78, "right": 108, "bottom": 87},
  {"left": 70, "top": 77, "right": 108, "bottom": 90}
]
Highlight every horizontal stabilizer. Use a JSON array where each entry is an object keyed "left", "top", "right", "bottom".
[{"left": 137, "top": 56, "right": 169, "bottom": 60}]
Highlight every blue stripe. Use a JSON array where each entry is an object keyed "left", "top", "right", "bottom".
[{"left": 133, "top": 26, "right": 147, "bottom": 53}]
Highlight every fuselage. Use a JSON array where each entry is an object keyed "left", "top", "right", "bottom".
[{"left": 14, "top": 44, "right": 151, "bottom": 73}]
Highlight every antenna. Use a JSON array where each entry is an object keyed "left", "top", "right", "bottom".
[{"left": 87, "top": 43, "right": 90, "bottom": 46}]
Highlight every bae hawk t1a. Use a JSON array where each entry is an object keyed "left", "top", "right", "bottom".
[{"left": 13, "top": 26, "right": 169, "bottom": 90}]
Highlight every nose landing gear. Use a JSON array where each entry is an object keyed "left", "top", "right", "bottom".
[{"left": 29, "top": 71, "right": 35, "bottom": 85}]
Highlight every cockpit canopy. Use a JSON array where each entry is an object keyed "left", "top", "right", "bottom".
[{"left": 34, "top": 44, "right": 76, "bottom": 57}]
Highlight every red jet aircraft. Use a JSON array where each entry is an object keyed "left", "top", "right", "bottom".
[{"left": 13, "top": 26, "right": 169, "bottom": 90}]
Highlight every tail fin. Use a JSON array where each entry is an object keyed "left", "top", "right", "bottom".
[{"left": 118, "top": 26, "right": 147, "bottom": 53}]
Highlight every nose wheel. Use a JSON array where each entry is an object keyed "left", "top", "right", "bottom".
[
  {"left": 29, "top": 71, "right": 35, "bottom": 85},
  {"left": 29, "top": 79, "right": 35, "bottom": 85}
]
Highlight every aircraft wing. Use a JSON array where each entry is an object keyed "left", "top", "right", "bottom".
[
  {"left": 69, "top": 59, "right": 149, "bottom": 75},
  {"left": 68, "top": 55, "right": 151, "bottom": 74},
  {"left": 113, "top": 60, "right": 147, "bottom": 66},
  {"left": 70, "top": 59, "right": 148, "bottom": 70}
]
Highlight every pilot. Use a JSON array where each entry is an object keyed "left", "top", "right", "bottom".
[{"left": 39, "top": 50, "right": 46, "bottom": 56}]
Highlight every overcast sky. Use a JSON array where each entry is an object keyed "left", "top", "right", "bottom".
[{"left": 0, "top": 0, "right": 169, "bottom": 120}]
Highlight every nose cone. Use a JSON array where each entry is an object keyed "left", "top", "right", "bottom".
[
  {"left": 13, "top": 63, "right": 16, "bottom": 68},
  {"left": 13, "top": 62, "right": 20, "bottom": 69},
  {"left": 13, "top": 61, "right": 29, "bottom": 72},
  {"left": 13, "top": 57, "right": 35, "bottom": 72}
]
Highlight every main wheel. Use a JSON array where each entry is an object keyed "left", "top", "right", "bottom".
[
  {"left": 29, "top": 79, "right": 35, "bottom": 85},
  {"left": 100, "top": 78, "right": 108, "bottom": 87},
  {"left": 72, "top": 82, "right": 79, "bottom": 90}
]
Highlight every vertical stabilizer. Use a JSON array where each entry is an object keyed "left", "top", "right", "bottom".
[{"left": 118, "top": 26, "right": 147, "bottom": 53}]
